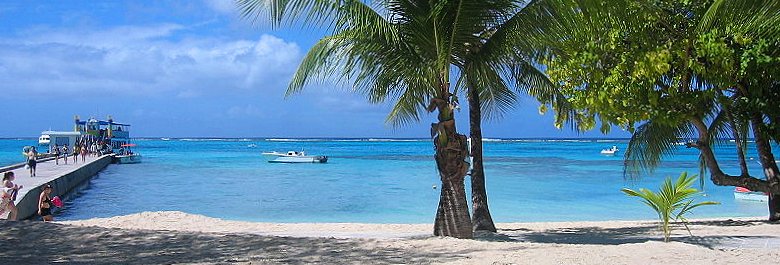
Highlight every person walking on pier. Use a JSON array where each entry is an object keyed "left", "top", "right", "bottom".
[
  {"left": 38, "top": 184, "right": 54, "bottom": 222},
  {"left": 73, "top": 144, "right": 80, "bottom": 164},
  {"left": 80, "top": 142, "right": 88, "bottom": 162},
  {"left": 26, "top": 147, "right": 38, "bottom": 177},
  {"left": 53, "top": 144, "right": 61, "bottom": 165},
  {"left": 61, "top": 144, "right": 68, "bottom": 165},
  {"left": 2, "top": 172, "right": 22, "bottom": 220}
]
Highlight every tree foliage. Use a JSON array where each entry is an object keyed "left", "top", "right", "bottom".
[{"left": 538, "top": 0, "right": 780, "bottom": 219}]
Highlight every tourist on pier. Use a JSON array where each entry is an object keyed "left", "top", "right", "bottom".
[
  {"left": 26, "top": 146, "right": 38, "bottom": 177},
  {"left": 73, "top": 144, "right": 80, "bottom": 164},
  {"left": 80, "top": 143, "right": 88, "bottom": 162},
  {"left": 62, "top": 144, "right": 68, "bottom": 165},
  {"left": 2, "top": 172, "right": 22, "bottom": 220},
  {"left": 38, "top": 184, "right": 54, "bottom": 222},
  {"left": 53, "top": 144, "right": 61, "bottom": 165}
]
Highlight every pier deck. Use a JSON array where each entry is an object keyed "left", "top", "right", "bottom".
[{"left": 2, "top": 154, "right": 113, "bottom": 220}]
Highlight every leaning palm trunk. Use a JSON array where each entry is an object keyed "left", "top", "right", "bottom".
[
  {"left": 750, "top": 114, "right": 780, "bottom": 221},
  {"left": 431, "top": 97, "right": 473, "bottom": 239},
  {"left": 468, "top": 87, "right": 497, "bottom": 232}
]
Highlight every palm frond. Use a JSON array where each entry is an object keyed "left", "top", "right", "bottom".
[
  {"left": 624, "top": 121, "right": 697, "bottom": 178},
  {"left": 236, "top": 0, "right": 340, "bottom": 28},
  {"left": 699, "top": 0, "right": 780, "bottom": 38}
]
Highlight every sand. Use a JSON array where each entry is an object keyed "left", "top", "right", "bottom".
[{"left": 1, "top": 211, "right": 778, "bottom": 264}]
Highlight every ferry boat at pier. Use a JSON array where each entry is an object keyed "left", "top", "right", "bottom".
[{"left": 74, "top": 116, "right": 142, "bottom": 163}]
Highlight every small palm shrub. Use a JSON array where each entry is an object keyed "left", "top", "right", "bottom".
[{"left": 621, "top": 172, "right": 719, "bottom": 242}]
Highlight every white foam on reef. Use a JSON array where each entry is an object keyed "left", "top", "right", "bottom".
[
  {"left": 267, "top": 138, "right": 321, "bottom": 142},
  {"left": 179, "top": 138, "right": 253, "bottom": 142},
  {"left": 367, "top": 139, "right": 423, "bottom": 142}
]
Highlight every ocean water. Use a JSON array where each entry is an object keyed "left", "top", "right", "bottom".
[{"left": 0, "top": 138, "right": 772, "bottom": 223}]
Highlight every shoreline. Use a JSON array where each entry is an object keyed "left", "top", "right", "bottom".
[
  {"left": 59, "top": 211, "right": 770, "bottom": 239},
  {"left": 1, "top": 211, "right": 777, "bottom": 264}
]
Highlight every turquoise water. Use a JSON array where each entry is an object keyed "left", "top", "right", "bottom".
[{"left": 0, "top": 138, "right": 772, "bottom": 223}]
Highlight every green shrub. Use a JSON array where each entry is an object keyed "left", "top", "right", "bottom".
[{"left": 621, "top": 172, "right": 719, "bottom": 242}]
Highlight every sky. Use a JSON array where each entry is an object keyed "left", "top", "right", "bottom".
[{"left": 0, "top": 0, "right": 631, "bottom": 138}]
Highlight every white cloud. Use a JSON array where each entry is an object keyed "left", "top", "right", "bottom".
[
  {"left": 203, "top": 0, "right": 238, "bottom": 15},
  {"left": 0, "top": 24, "right": 301, "bottom": 98}
]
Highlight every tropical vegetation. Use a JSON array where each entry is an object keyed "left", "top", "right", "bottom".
[
  {"left": 622, "top": 172, "right": 719, "bottom": 242},
  {"left": 536, "top": 0, "right": 780, "bottom": 220},
  {"left": 238, "top": 0, "right": 571, "bottom": 238},
  {"left": 621, "top": 172, "right": 718, "bottom": 242},
  {"left": 236, "top": 0, "right": 780, "bottom": 239}
]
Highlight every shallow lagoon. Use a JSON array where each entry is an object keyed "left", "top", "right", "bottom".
[{"left": 0, "top": 138, "right": 770, "bottom": 223}]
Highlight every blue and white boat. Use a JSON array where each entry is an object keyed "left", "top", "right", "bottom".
[
  {"left": 734, "top": 187, "right": 768, "bottom": 202},
  {"left": 600, "top": 145, "right": 619, "bottom": 155},
  {"left": 262, "top": 151, "right": 328, "bottom": 163}
]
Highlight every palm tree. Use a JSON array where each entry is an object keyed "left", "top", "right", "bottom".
[
  {"left": 456, "top": 0, "right": 575, "bottom": 232},
  {"left": 238, "top": 0, "right": 555, "bottom": 238}
]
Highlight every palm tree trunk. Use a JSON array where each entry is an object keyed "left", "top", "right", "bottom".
[
  {"left": 431, "top": 99, "right": 473, "bottom": 239},
  {"left": 468, "top": 87, "right": 497, "bottom": 232},
  {"left": 750, "top": 114, "right": 780, "bottom": 221}
]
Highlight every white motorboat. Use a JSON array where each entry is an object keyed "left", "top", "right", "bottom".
[
  {"left": 115, "top": 143, "right": 142, "bottom": 164},
  {"left": 600, "top": 145, "right": 619, "bottom": 155},
  {"left": 38, "top": 134, "right": 50, "bottom": 146},
  {"left": 262, "top": 151, "right": 328, "bottom": 163},
  {"left": 734, "top": 187, "right": 768, "bottom": 202},
  {"left": 115, "top": 153, "right": 142, "bottom": 164}
]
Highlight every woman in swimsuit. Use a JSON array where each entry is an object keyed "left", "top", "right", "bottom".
[
  {"left": 80, "top": 142, "right": 88, "bottom": 162},
  {"left": 2, "top": 172, "right": 22, "bottom": 220},
  {"left": 38, "top": 184, "right": 54, "bottom": 222}
]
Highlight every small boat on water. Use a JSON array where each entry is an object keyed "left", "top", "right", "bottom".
[
  {"left": 600, "top": 145, "right": 619, "bottom": 155},
  {"left": 734, "top": 187, "right": 768, "bottom": 202},
  {"left": 38, "top": 134, "right": 50, "bottom": 145},
  {"left": 262, "top": 151, "right": 328, "bottom": 163},
  {"left": 115, "top": 143, "right": 142, "bottom": 164}
]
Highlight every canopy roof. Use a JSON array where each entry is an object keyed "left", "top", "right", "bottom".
[{"left": 76, "top": 119, "right": 130, "bottom": 126}]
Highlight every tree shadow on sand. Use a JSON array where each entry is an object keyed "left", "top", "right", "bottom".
[
  {"left": 478, "top": 219, "right": 777, "bottom": 249},
  {"left": 0, "top": 221, "right": 462, "bottom": 265},
  {"left": 482, "top": 225, "right": 660, "bottom": 245}
]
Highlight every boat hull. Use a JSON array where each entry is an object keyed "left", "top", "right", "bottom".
[
  {"left": 268, "top": 156, "right": 328, "bottom": 163},
  {"left": 734, "top": 191, "right": 768, "bottom": 202},
  {"left": 115, "top": 154, "right": 142, "bottom": 164}
]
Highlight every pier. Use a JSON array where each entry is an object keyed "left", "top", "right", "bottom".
[{"left": 2, "top": 154, "right": 113, "bottom": 220}]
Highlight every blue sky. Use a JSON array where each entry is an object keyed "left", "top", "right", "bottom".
[{"left": 0, "top": 0, "right": 630, "bottom": 138}]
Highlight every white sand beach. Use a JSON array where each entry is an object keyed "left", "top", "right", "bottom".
[{"left": 1, "top": 211, "right": 777, "bottom": 264}]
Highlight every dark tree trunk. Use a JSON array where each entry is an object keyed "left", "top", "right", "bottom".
[
  {"left": 690, "top": 118, "right": 780, "bottom": 221},
  {"left": 430, "top": 95, "right": 473, "bottom": 239},
  {"left": 467, "top": 87, "right": 497, "bottom": 232},
  {"left": 750, "top": 114, "right": 780, "bottom": 221}
]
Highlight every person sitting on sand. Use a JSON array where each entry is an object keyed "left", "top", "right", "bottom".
[
  {"left": 2, "top": 172, "right": 22, "bottom": 220},
  {"left": 38, "top": 184, "right": 54, "bottom": 222}
]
